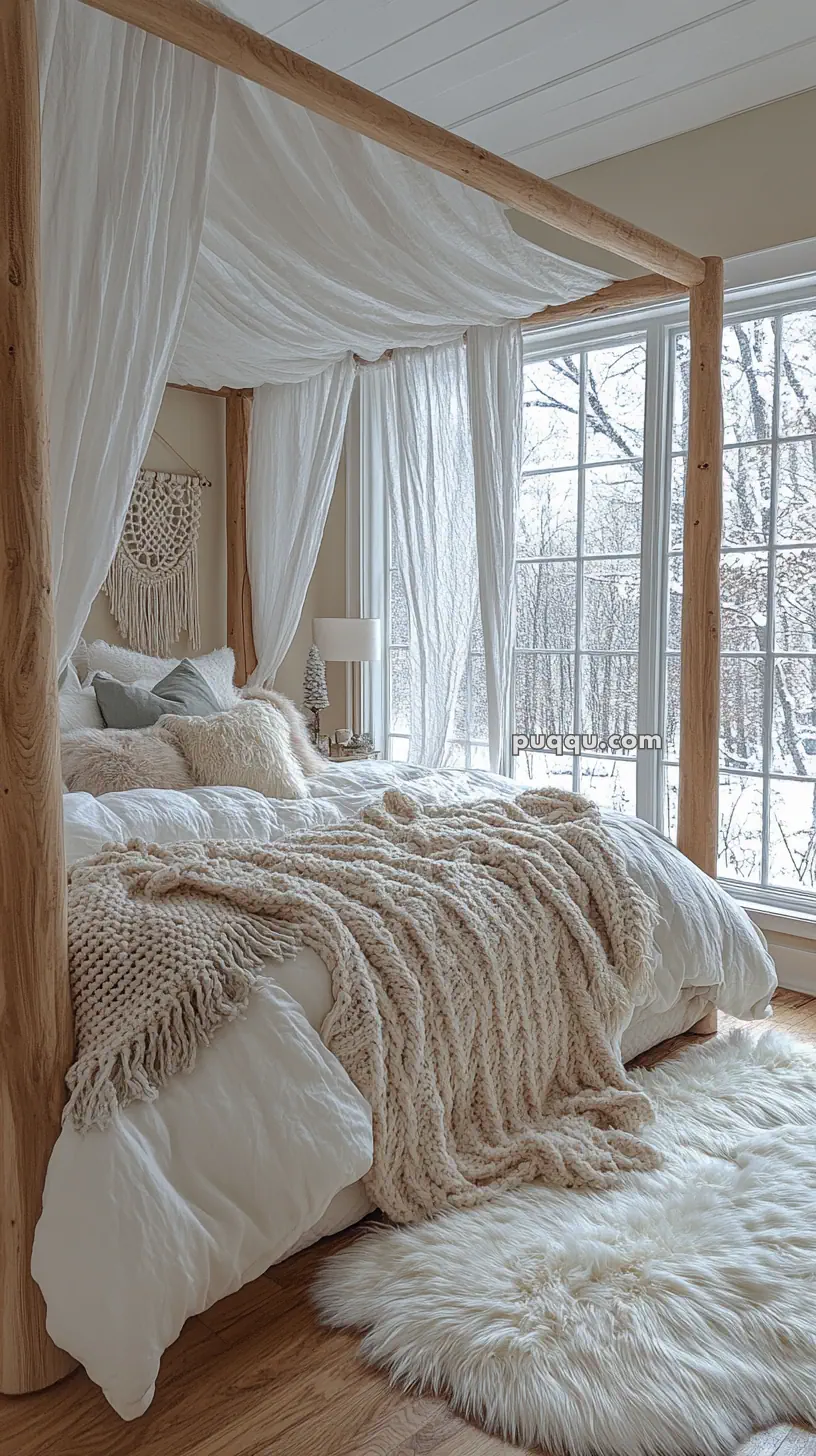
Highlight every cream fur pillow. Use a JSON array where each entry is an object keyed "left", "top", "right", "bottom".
[
  {"left": 61, "top": 727, "right": 193, "bottom": 796},
  {"left": 162, "top": 701, "right": 309, "bottom": 799},
  {"left": 241, "top": 686, "right": 325, "bottom": 775}
]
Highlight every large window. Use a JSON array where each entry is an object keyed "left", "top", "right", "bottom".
[
  {"left": 514, "top": 337, "right": 647, "bottom": 813},
  {"left": 379, "top": 275, "right": 816, "bottom": 913},
  {"left": 664, "top": 308, "right": 816, "bottom": 899}
]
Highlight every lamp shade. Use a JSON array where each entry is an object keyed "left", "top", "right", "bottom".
[{"left": 313, "top": 617, "right": 382, "bottom": 663}]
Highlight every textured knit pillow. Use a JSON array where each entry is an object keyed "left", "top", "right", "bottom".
[
  {"left": 61, "top": 727, "right": 193, "bottom": 796},
  {"left": 241, "top": 686, "right": 325, "bottom": 776},
  {"left": 93, "top": 660, "right": 222, "bottom": 729},
  {"left": 162, "top": 701, "right": 309, "bottom": 799}
]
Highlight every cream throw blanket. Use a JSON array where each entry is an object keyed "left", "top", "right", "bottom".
[{"left": 66, "top": 789, "right": 661, "bottom": 1221}]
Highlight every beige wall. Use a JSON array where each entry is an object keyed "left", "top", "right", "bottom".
[
  {"left": 84, "top": 388, "right": 228, "bottom": 654},
  {"left": 509, "top": 88, "right": 816, "bottom": 276},
  {"left": 84, "top": 386, "right": 350, "bottom": 733}
]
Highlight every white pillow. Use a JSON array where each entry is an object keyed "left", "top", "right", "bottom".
[
  {"left": 31, "top": 979, "right": 373, "bottom": 1421},
  {"left": 162, "top": 701, "right": 309, "bottom": 799},
  {"left": 71, "top": 637, "right": 90, "bottom": 685},
  {"left": 60, "top": 662, "right": 83, "bottom": 693},
  {"left": 85, "top": 642, "right": 239, "bottom": 709},
  {"left": 59, "top": 675, "right": 105, "bottom": 732}
]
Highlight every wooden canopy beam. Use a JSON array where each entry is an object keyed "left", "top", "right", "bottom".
[
  {"left": 225, "top": 391, "right": 257, "bottom": 687},
  {"left": 0, "top": 0, "right": 77, "bottom": 1395},
  {"left": 77, "top": 0, "right": 705, "bottom": 288},
  {"left": 522, "top": 273, "right": 688, "bottom": 330},
  {"left": 168, "top": 382, "right": 253, "bottom": 399}
]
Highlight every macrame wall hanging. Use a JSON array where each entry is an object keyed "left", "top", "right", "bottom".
[{"left": 105, "top": 469, "right": 209, "bottom": 656}]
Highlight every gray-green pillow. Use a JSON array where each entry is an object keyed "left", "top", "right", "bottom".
[{"left": 93, "top": 659, "right": 222, "bottom": 729}]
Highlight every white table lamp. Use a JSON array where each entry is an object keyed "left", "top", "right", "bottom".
[{"left": 313, "top": 617, "right": 381, "bottom": 737}]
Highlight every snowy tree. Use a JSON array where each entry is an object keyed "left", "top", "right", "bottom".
[
  {"left": 673, "top": 313, "right": 816, "bottom": 889},
  {"left": 303, "top": 644, "right": 329, "bottom": 742}
]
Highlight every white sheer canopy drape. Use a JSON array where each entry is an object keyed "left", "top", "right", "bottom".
[
  {"left": 171, "top": 73, "right": 607, "bottom": 391},
  {"left": 467, "top": 324, "right": 524, "bottom": 773},
  {"left": 386, "top": 344, "right": 479, "bottom": 769},
  {"left": 163, "top": 72, "right": 601, "bottom": 711},
  {"left": 41, "top": 8, "right": 608, "bottom": 693},
  {"left": 247, "top": 360, "right": 356, "bottom": 687},
  {"left": 38, "top": 0, "right": 216, "bottom": 670}
]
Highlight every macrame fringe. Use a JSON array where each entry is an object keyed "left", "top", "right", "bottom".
[
  {"left": 64, "top": 911, "right": 298, "bottom": 1132},
  {"left": 105, "top": 469, "right": 204, "bottom": 655},
  {"left": 105, "top": 549, "right": 200, "bottom": 658}
]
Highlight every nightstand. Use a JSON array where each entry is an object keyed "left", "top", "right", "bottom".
[{"left": 328, "top": 745, "right": 381, "bottom": 762}]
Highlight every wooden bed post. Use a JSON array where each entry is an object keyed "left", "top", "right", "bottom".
[
  {"left": 225, "top": 390, "right": 257, "bottom": 686},
  {"left": 678, "top": 257, "right": 724, "bottom": 1037},
  {"left": 0, "top": 0, "right": 77, "bottom": 1394}
]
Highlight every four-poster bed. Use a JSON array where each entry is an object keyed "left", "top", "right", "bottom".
[{"left": 1, "top": 0, "right": 725, "bottom": 1399}]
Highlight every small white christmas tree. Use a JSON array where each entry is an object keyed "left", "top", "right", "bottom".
[{"left": 303, "top": 644, "right": 329, "bottom": 743}]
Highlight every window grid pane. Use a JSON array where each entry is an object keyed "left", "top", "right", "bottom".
[
  {"left": 664, "top": 303, "right": 816, "bottom": 897},
  {"left": 382, "top": 299, "right": 816, "bottom": 908},
  {"left": 515, "top": 337, "right": 647, "bottom": 798}
]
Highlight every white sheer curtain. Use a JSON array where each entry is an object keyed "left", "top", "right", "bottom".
[
  {"left": 162, "top": 71, "right": 604, "bottom": 752},
  {"left": 38, "top": 4, "right": 609, "bottom": 683},
  {"left": 387, "top": 344, "right": 478, "bottom": 768},
  {"left": 247, "top": 358, "right": 356, "bottom": 687},
  {"left": 38, "top": 0, "right": 216, "bottom": 668},
  {"left": 467, "top": 324, "right": 523, "bottom": 774}
]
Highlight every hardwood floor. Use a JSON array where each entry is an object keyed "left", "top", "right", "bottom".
[{"left": 2, "top": 988, "right": 815, "bottom": 1456}]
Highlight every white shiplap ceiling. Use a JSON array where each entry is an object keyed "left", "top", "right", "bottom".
[{"left": 231, "top": 0, "right": 816, "bottom": 177}]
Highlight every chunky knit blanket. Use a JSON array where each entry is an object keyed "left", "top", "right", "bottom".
[{"left": 66, "top": 788, "right": 661, "bottom": 1221}]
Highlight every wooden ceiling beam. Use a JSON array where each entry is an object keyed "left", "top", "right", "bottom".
[{"left": 77, "top": 0, "right": 705, "bottom": 288}]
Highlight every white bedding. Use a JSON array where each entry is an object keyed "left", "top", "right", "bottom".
[{"left": 34, "top": 762, "right": 777, "bottom": 1420}]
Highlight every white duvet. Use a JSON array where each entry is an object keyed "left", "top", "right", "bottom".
[{"left": 34, "top": 762, "right": 777, "bottom": 1420}]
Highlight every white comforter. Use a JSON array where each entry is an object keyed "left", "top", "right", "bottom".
[{"left": 35, "top": 762, "right": 777, "bottom": 1420}]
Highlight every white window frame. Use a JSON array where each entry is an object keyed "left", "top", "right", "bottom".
[
  {"left": 519, "top": 318, "right": 664, "bottom": 819},
  {"left": 354, "top": 267, "right": 816, "bottom": 924}
]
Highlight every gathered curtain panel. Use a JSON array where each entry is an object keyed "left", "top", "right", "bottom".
[
  {"left": 371, "top": 328, "right": 523, "bottom": 772},
  {"left": 467, "top": 324, "right": 524, "bottom": 774},
  {"left": 385, "top": 343, "right": 479, "bottom": 770},
  {"left": 247, "top": 359, "right": 356, "bottom": 687},
  {"left": 39, "top": 0, "right": 216, "bottom": 671}
]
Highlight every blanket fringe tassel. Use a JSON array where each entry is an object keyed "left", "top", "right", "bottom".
[{"left": 64, "top": 912, "right": 299, "bottom": 1132}]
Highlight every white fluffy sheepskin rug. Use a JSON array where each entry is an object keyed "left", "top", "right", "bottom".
[{"left": 314, "top": 1029, "right": 816, "bottom": 1456}]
